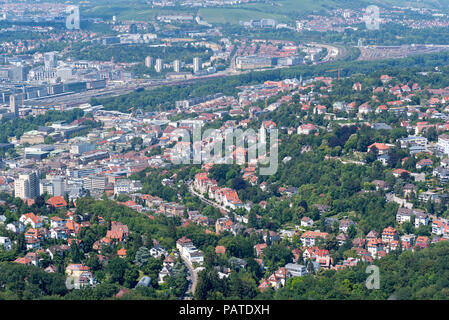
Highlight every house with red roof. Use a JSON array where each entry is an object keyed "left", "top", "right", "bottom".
[
  {"left": 117, "top": 247, "right": 127, "bottom": 258},
  {"left": 66, "top": 220, "right": 81, "bottom": 237},
  {"left": 254, "top": 243, "right": 267, "bottom": 257},
  {"left": 382, "top": 227, "right": 398, "bottom": 244},
  {"left": 50, "top": 216, "right": 66, "bottom": 228},
  {"left": 300, "top": 231, "right": 328, "bottom": 247},
  {"left": 215, "top": 217, "right": 233, "bottom": 234},
  {"left": 415, "top": 236, "right": 430, "bottom": 249},
  {"left": 313, "top": 105, "right": 327, "bottom": 115},
  {"left": 368, "top": 143, "right": 390, "bottom": 155},
  {"left": 392, "top": 168, "right": 411, "bottom": 178},
  {"left": 297, "top": 123, "right": 317, "bottom": 135},
  {"left": 367, "top": 238, "right": 384, "bottom": 258},
  {"left": 215, "top": 245, "right": 227, "bottom": 255},
  {"left": 380, "top": 75, "right": 392, "bottom": 83},
  {"left": 14, "top": 257, "right": 33, "bottom": 265},
  {"left": 416, "top": 158, "right": 433, "bottom": 169},
  {"left": 20, "top": 212, "right": 43, "bottom": 228},
  {"left": 47, "top": 196, "right": 67, "bottom": 208},
  {"left": 105, "top": 221, "right": 129, "bottom": 243}
]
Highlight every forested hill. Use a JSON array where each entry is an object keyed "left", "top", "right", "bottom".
[{"left": 266, "top": 241, "right": 449, "bottom": 300}]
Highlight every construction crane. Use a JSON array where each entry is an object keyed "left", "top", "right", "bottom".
[
  {"left": 157, "top": 104, "right": 169, "bottom": 120},
  {"left": 128, "top": 106, "right": 134, "bottom": 119},
  {"left": 325, "top": 68, "right": 342, "bottom": 81}
]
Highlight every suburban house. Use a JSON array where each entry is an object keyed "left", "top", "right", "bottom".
[
  {"left": 20, "top": 212, "right": 43, "bottom": 228},
  {"left": 300, "top": 231, "right": 328, "bottom": 247}
]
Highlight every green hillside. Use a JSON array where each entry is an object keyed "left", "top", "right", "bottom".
[{"left": 75, "top": 0, "right": 449, "bottom": 25}]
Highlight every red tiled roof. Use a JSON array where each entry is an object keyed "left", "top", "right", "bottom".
[{"left": 47, "top": 196, "right": 67, "bottom": 208}]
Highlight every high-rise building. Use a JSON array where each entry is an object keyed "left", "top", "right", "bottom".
[
  {"left": 193, "top": 57, "right": 201, "bottom": 73},
  {"left": 10, "top": 65, "right": 26, "bottom": 81},
  {"left": 52, "top": 176, "right": 66, "bottom": 196},
  {"left": 129, "top": 23, "right": 138, "bottom": 34},
  {"left": 9, "top": 94, "right": 23, "bottom": 117},
  {"left": 173, "top": 60, "right": 180, "bottom": 72},
  {"left": 15, "top": 172, "right": 39, "bottom": 200},
  {"left": 155, "top": 58, "right": 163, "bottom": 73},
  {"left": 44, "top": 52, "right": 57, "bottom": 70},
  {"left": 145, "top": 56, "right": 153, "bottom": 68},
  {"left": 40, "top": 176, "right": 66, "bottom": 196}
]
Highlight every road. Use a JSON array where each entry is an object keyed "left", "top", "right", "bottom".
[{"left": 181, "top": 253, "right": 198, "bottom": 299}]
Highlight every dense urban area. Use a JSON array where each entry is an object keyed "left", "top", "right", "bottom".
[{"left": 2, "top": 0, "right": 449, "bottom": 301}]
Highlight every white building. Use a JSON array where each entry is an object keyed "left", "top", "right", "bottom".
[
  {"left": 40, "top": 176, "right": 66, "bottom": 197},
  {"left": 145, "top": 56, "right": 153, "bottom": 68},
  {"left": 437, "top": 134, "right": 449, "bottom": 156},
  {"left": 0, "top": 237, "right": 12, "bottom": 251},
  {"left": 44, "top": 51, "right": 57, "bottom": 70},
  {"left": 297, "top": 124, "right": 317, "bottom": 135},
  {"left": 284, "top": 263, "right": 307, "bottom": 277},
  {"left": 114, "top": 179, "right": 142, "bottom": 195},
  {"left": 155, "top": 59, "right": 163, "bottom": 73},
  {"left": 6, "top": 221, "right": 25, "bottom": 234},
  {"left": 70, "top": 142, "right": 96, "bottom": 155},
  {"left": 193, "top": 57, "right": 201, "bottom": 73},
  {"left": 14, "top": 172, "right": 39, "bottom": 200},
  {"left": 173, "top": 59, "right": 180, "bottom": 72}
]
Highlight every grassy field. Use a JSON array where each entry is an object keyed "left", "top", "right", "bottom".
[
  {"left": 198, "top": 0, "right": 353, "bottom": 24},
  {"left": 198, "top": 7, "right": 287, "bottom": 24}
]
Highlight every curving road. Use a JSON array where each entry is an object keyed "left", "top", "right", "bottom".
[{"left": 181, "top": 253, "right": 198, "bottom": 299}]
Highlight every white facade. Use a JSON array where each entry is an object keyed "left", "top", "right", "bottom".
[
  {"left": 437, "top": 135, "right": 449, "bottom": 155},
  {"left": 155, "top": 59, "right": 163, "bottom": 72},
  {"left": 0, "top": 237, "right": 12, "bottom": 251},
  {"left": 14, "top": 172, "right": 39, "bottom": 200},
  {"left": 193, "top": 57, "right": 201, "bottom": 73},
  {"left": 145, "top": 56, "right": 153, "bottom": 68},
  {"left": 173, "top": 59, "right": 180, "bottom": 72}
]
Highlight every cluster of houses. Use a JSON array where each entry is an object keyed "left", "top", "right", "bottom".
[
  {"left": 3, "top": 210, "right": 92, "bottom": 251},
  {"left": 0, "top": 204, "right": 133, "bottom": 289},
  {"left": 194, "top": 172, "right": 243, "bottom": 210},
  {"left": 5, "top": 68, "right": 449, "bottom": 297},
  {"left": 256, "top": 221, "right": 444, "bottom": 292}
]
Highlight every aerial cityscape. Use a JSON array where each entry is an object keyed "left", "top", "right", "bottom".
[{"left": 2, "top": 0, "right": 449, "bottom": 305}]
